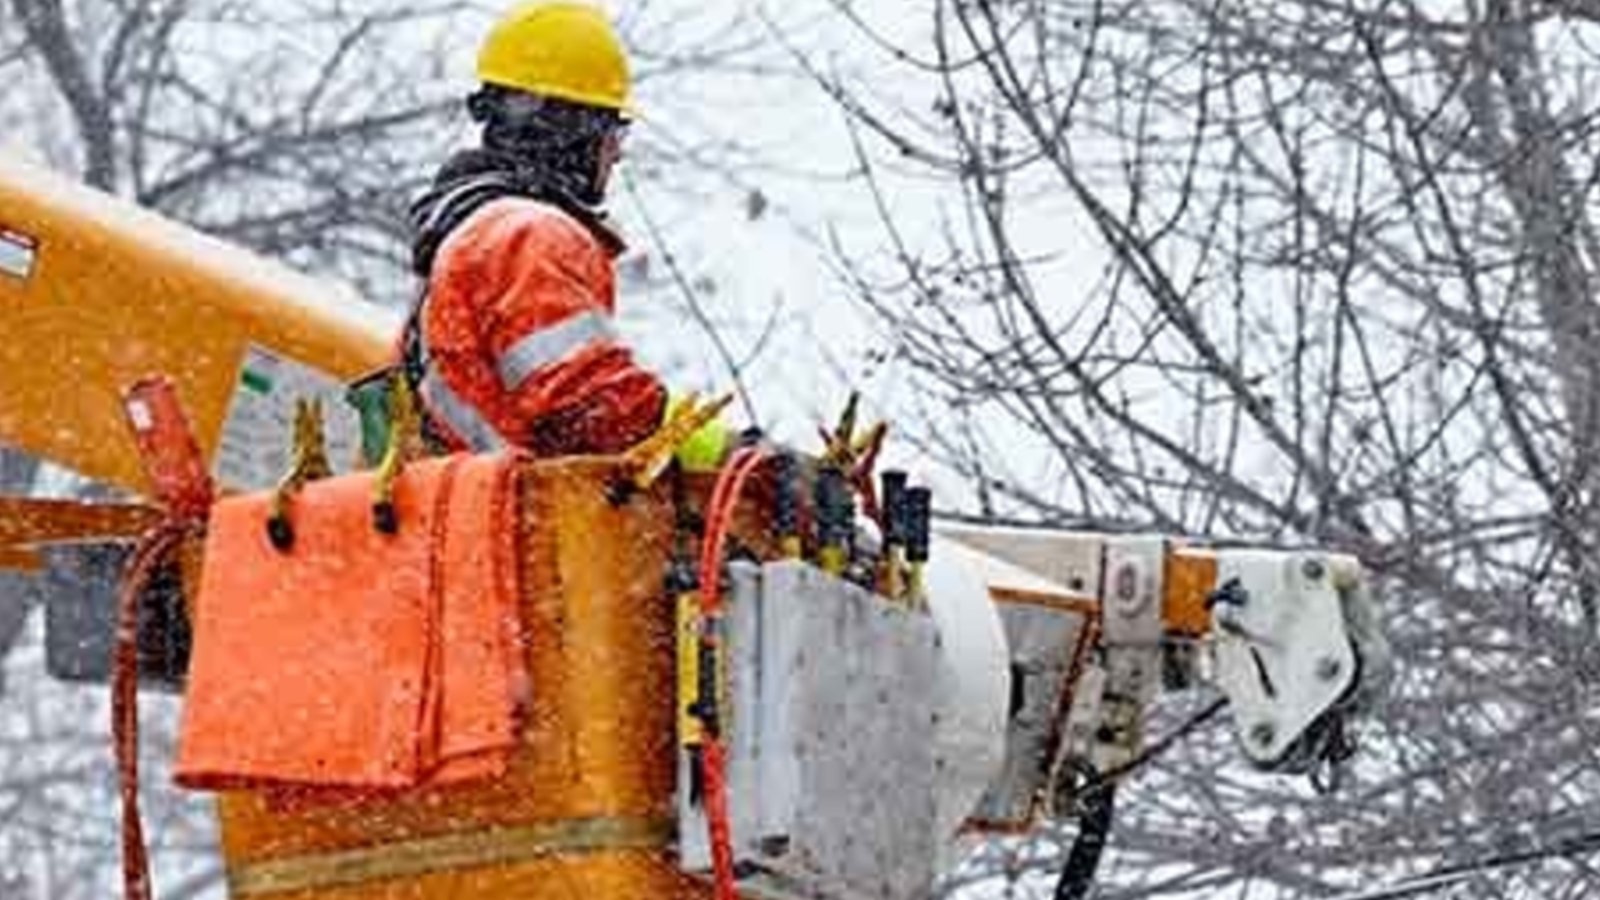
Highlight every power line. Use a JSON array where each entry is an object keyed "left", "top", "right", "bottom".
[{"left": 1327, "top": 827, "right": 1600, "bottom": 900}]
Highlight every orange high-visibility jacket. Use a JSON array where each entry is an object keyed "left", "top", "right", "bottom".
[{"left": 414, "top": 197, "right": 665, "bottom": 455}]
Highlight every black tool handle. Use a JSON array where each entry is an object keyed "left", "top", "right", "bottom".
[
  {"left": 881, "top": 470, "right": 909, "bottom": 542},
  {"left": 815, "top": 466, "right": 854, "bottom": 546},
  {"left": 906, "top": 487, "right": 932, "bottom": 563},
  {"left": 773, "top": 452, "right": 799, "bottom": 539}
]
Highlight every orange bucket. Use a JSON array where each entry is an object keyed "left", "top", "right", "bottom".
[{"left": 207, "top": 458, "right": 720, "bottom": 899}]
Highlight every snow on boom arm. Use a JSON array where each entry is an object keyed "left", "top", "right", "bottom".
[{"left": 0, "top": 152, "right": 397, "bottom": 562}]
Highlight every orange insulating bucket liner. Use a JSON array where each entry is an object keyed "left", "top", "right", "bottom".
[
  {"left": 179, "top": 453, "right": 525, "bottom": 793},
  {"left": 195, "top": 457, "right": 755, "bottom": 899}
]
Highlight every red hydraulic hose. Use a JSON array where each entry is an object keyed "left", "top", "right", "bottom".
[
  {"left": 696, "top": 445, "right": 768, "bottom": 900},
  {"left": 699, "top": 447, "right": 766, "bottom": 611},
  {"left": 114, "top": 520, "right": 192, "bottom": 900}
]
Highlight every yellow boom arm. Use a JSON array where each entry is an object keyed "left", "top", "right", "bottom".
[{"left": 0, "top": 152, "right": 397, "bottom": 496}]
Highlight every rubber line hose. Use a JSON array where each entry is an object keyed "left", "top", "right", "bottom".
[{"left": 1054, "top": 780, "right": 1117, "bottom": 900}]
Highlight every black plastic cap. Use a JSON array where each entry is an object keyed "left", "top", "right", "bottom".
[
  {"left": 266, "top": 515, "right": 295, "bottom": 552},
  {"left": 373, "top": 501, "right": 400, "bottom": 535},
  {"left": 664, "top": 556, "right": 699, "bottom": 594}
]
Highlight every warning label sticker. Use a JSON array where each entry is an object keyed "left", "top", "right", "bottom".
[
  {"left": 214, "top": 344, "right": 362, "bottom": 491},
  {"left": 0, "top": 227, "right": 37, "bottom": 281}
]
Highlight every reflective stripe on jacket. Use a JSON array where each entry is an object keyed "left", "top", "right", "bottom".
[{"left": 415, "top": 196, "right": 665, "bottom": 455}]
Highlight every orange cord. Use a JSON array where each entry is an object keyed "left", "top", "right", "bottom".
[
  {"left": 699, "top": 447, "right": 766, "bottom": 613},
  {"left": 696, "top": 446, "right": 768, "bottom": 900}
]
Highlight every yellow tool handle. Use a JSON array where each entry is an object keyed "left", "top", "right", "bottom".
[
  {"left": 878, "top": 546, "right": 907, "bottom": 603},
  {"left": 676, "top": 592, "right": 703, "bottom": 748},
  {"left": 818, "top": 544, "right": 848, "bottom": 578},
  {"left": 905, "top": 560, "right": 926, "bottom": 611}
]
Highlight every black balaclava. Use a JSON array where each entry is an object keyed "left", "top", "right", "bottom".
[
  {"left": 471, "top": 85, "right": 621, "bottom": 207},
  {"left": 409, "top": 86, "right": 627, "bottom": 276}
]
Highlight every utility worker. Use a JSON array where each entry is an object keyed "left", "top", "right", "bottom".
[{"left": 402, "top": 1, "right": 674, "bottom": 458}]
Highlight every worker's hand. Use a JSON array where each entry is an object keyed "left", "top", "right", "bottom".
[{"left": 665, "top": 392, "right": 734, "bottom": 472}]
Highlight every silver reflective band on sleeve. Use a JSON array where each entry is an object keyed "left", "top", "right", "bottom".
[
  {"left": 496, "top": 310, "right": 617, "bottom": 391},
  {"left": 419, "top": 366, "right": 508, "bottom": 452}
]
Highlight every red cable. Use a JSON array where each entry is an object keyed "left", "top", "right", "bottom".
[
  {"left": 114, "top": 521, "right": 190, "bottom": 900},
  {"left": 700, "top": 447, "right": 766, "bottom": 614},
  {"left": 696, "top": 445, "right": 768, "bottom": 900},
  {"left": 698, "top": 446, "right": 765, "bottom": 897}
]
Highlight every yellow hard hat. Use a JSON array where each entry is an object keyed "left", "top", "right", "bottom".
[{"left": 477, "top": 2, "right": 633, "bottom": 114}]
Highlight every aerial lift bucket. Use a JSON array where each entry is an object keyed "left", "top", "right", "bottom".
[{"left": 208, "top": 457, "right": 717, "bottom": 900}]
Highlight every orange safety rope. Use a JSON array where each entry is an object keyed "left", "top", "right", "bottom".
[
  {"left": 114, "top": 519, "right": 194, "bottom": 900},
  {"left": 696, "top": 445, "right": 768, "bottom": 900}
]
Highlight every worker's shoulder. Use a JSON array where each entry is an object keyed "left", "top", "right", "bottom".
[{"left": 454, "top": 196, "right": 604, "bottom": 258}]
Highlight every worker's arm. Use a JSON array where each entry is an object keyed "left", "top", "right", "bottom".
[{"left": 423, "top": 198, "right": 666, "bottom": 455}]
